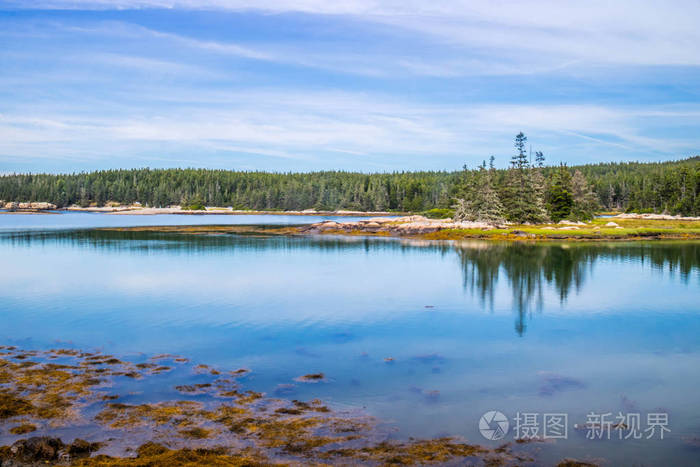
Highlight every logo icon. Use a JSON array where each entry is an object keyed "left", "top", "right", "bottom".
[{"left": 479, "top": 411, "right": 509, "bottom": 440}]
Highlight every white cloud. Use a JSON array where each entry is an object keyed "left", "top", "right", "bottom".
[{"left": 5, "top": 1, "right": 700, "bottom": 67}]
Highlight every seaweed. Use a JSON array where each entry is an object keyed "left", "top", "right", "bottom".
[
  {"left": 9, "top": 423, "right": 37, "bottom": 434},
  {"left": 0, "top": 346, "right": 542, "bottom": 465}
]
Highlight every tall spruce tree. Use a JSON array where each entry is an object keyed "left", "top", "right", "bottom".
[{"left": 531, "top": 150, "right": 547, "bottom": 211}]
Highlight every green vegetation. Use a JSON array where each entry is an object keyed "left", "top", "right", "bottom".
[
  {"left": 455, "top": 156, "right": 507, "bottom": 224},
  {"left": 0, "top": 169, "right": 457, "bottom": 212},
  {"left": 0, "top": 145, "right": 697, "bottom": 216},
  {"left": 498, "top": 132, "right": 549, "bottom": 223},
  {"left": 455, "top": 134, "right": 638, "bottom": 223},
  {"left": 181, "top": 194, "right": 206, "bottom": 211},
  {"left": 546, "top": 164, "right": 575, "bottom": 222},
  {"left": 422, "top": 208, "right": 454, "bottom": 219}
]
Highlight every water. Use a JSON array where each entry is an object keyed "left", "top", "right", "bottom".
[
  {"left": 0, "top": 214, "right": 699, "bottom": 465},
  {"left": 0, "top": 211, "right": 383, "bottom": 231}
]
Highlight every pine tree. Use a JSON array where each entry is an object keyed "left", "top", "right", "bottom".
[
  {"left": 531, "top": 151, "right": 547, "bottom": 211},
  {"left": 535, "top": 151, "right": 545, "bottom": 168},
  {"left": 500, "top": 133, "right": 548, "bottom": 223},
  {"left": 454, "top": 158, "right": 505, "bottom": 225},
  {"left": 454, "top": 165, "right": 478, "bottom": 221},
  {"left": 482, "top": 156, "right": 506, "bottom": 224},
  {"left": 546, "top": 164, "right": 574, "bottom": 222},
  {"left": 570, "top": 170, "right": 599, "bottom": 220}
]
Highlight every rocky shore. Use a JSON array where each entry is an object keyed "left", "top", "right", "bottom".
[
  {"left": 301, "top": 215, "right": 496, "bottom": 235},
  {"left": 1, "top": 202, "right": 57, "bottom": 211},
  {"left": 299, "top": 215, "right": 700, "bottom": 240}
]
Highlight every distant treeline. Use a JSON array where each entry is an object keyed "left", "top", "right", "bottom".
[{"left": 0, "top": 156, "right": 698, "bottom": 215}]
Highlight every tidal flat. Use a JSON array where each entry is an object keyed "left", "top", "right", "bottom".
[{"left": 0, "top": 346, "right": 539, "bottom": 466}]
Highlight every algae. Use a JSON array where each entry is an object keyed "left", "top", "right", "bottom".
[{"left": 0, "top": 345, "right": 552, "bottom": 465}]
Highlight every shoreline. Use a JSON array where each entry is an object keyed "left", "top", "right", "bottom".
[
  {"left": 0, "top": 344, "right": 547, "bottom": 466},
  {"left": 99, "top": 215, "right": 700, "bottom": 242},
  {"left": 3, "top": 207, "right": 700, "bottom": 241},
  {"left": 303, "top": 215, "right": 700, "bottom": 241},
  {"left": 1, "top": 205, "right": 403, "bottom": 216}
]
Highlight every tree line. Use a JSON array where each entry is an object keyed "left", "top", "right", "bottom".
[
  {"left": 455, "top": 133, "right": 604, "bottom": 223},
  {"left": 0, "top": 142, "right": 698, "bottom": 218}
]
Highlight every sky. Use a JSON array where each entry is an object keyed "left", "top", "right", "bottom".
[{"left": 0, "top": 1, "right": 699, "bottom": 173}]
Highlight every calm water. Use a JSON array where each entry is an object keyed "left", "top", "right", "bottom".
[
  {"left": 0, "top": 211, "right": 382, "bottom": 231},
  {"left": 1, "top": 214, "right": 699, "bottom": 466}
]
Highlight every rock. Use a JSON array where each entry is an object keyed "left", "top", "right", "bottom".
[
  {"left": 2, "top": 201, "right": 57, "bottom": 211},
  {"left": 318, "top": 221, "right": 338, "bottom": 229},
  {"left": 605, "top": 221, "right": 620, "bottom": 227},
  {"left": 510, "top": 230, "right": 533, "bottom": 237},
  {"left": 9, "top": 437, "right": 64, "bottom": 463},
  {"left": 394, "top": 215, "right": 429, "bottom": 223},
  {"left": 305, "top": 216, "right": 502, "bottom": 236},
  {"left": 558, "top": 226, "right": 580, "bottom": 230},
  {"left": 367, "top": 217, "right": 394, "bottom": 224},
  {"left": 541, "top": 226, "right": 555, "bottom": 230},
  {"left": 558, "top": 220, "right": 586, "bottom": 226},
  {"left": 453, "top": 221, "right": 493, "bottom": 229},
  {"left": 67, "top": 439, "right": 100, "bottom": 458},
  {"left": 29, "top": 202, "right": 57, "bottom": 210}
]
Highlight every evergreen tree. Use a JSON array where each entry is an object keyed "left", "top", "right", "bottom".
[
  {"left": 454, "top": 158, "right": 505, "bottom": 224},
  {"left": 570, "top": 170, "right": 598, "bottom": 220},
  {"left": 500, "top": 133, "right": 549, "bottom": 223},
  {"left": 0, "top": 154, "right": 697, "bottom": 216},
  {"left": 535, "top": 151, "right": 545, "bottom": 168},
  {"left": 531, "top": 151, "right": 547, "bottom": 210},
  {"left": 546, "top": 164, "right": 574, "bottom": 222}
]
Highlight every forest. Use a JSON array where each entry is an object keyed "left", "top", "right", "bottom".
[{"left": 0, "top": 137, "right": 698, "bottom": 219}]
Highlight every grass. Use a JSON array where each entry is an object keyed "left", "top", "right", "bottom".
[
  {"left": 422, "top": 218, "right": 700, "bottom": 241},
  {"left": 422, "top": 208, "right": 455, "bottom": 219},
  {"left": 103, "top": 217, "right": 700, "bottom": 242}
]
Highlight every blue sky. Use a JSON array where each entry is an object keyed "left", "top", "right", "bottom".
[{"left": 1, "top": 1, "right": 699, "bottom": 173}]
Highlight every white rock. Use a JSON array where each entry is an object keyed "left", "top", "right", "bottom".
[{"left": 29, "top": 202, "right": 57, "bottom": 210}]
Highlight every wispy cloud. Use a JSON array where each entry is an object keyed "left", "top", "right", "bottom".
[
  {"left": 5, "top": 1, "right": 700, "bottom": 67},
  {"left": 0, "top": 2, "right": 698, "bottom": 171},
  {"left": 1, "top": 88, "right": 698, "bottom": 169}
]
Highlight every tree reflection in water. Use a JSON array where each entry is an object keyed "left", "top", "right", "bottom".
[{"left": 456, "top": 241, "right": 700, "bottom": 336}]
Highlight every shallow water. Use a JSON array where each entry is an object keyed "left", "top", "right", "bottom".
[{"left": 0, "top": 216, "right": 699, "bottom": 466}]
